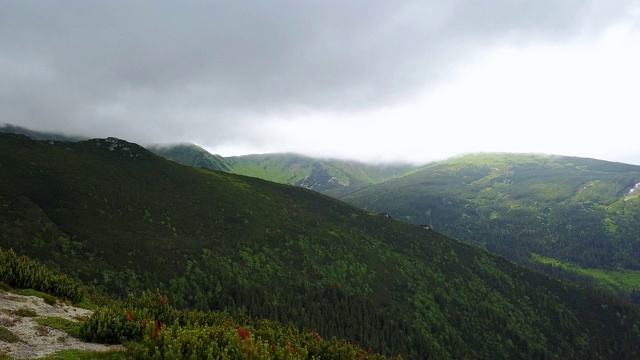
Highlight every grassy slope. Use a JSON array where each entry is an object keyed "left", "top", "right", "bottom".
[
  {"left": 148, "top": 143, "right": 232, "bottom": 172},
  {"left": 2, "top": 135, "right": 640, "bottom": 358},
  {"left": 150, "top": 145, "right": 414, "bottom": 197},
  {"left": 341, "top": 153, "right": 640, "bottom": 285},
  {"left": 531, "top": 254, "right": 640, "bottom": 293}
]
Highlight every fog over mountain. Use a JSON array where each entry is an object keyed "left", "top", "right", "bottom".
[{"left": 1, "top": 1, "right": 638, "bottom": 164}]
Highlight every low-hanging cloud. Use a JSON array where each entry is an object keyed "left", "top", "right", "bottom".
[{"left": 0, "top": 0, "right": 636, "bottom": 145}]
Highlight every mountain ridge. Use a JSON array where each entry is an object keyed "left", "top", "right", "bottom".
[
  {"left": 340, "top": 152, "right": 640, "bottom": 294},
  {"left": 1, "top": 125, "right": 416, "bottom": 197}
]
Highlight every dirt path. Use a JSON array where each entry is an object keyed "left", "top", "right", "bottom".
[{"left": 0, "top": 291, "right": 123, "bottom": 359}]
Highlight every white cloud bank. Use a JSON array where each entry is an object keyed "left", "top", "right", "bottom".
[{"left": 1, "top": 1, "right": 639, "bottom": 164}]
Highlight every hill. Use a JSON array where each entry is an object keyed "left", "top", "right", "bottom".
[
  {"left": 0, "top": 125, "right": 415, "bottom": 197},
  {"left": 148, "top": 143, "right": 232, "bottom": 172},
  {"left": 2, "top": 134, "right": 640, "bottom": 358},
  {"left": 149, "top": 145, "right": 414, "bottom": 197},
  {"left": 341, "top": 153, "right": 640, "bottom": 294},
  {"left": 0, "top": 124, "right": 86, "bottom": 142}
]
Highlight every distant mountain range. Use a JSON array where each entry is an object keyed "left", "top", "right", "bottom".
[
  {"left": 148, "top": 144, "right": 414, "bottom": 197},
  {"left": 3, "top": 131, "right": 640, "bottom": 358},
  {"left": 0, "top": 125, "right": 413, "bottom": 197}
]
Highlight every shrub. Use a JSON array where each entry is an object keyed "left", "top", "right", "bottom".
[
  {"left": 79, "top": 305, "right": 146, "bottom": 344},
  {"left": 0, "top": 249, "right": 83, "bottom": 303},
  {"left": 0, "top": 281, "right": 12, "bottom": 292},
  {"left": 43, "top": 293, "right": 57, "bottom": 306},
  {"left": 15, "top": 307, "right": 37, "bottom": 317},
  {"left": 0, "top": 326, "right": 22, "bottom": 343}
]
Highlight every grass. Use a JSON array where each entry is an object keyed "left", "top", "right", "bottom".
[
  {"left": 42, "top": 294, "right": 58, "bottom": 306},
  {"left": 14, "top": 289, "right": 71, "bottom": 307},
  {"left": 30, "top": 349, "right": 128, "bottom": 359},
  {"left": 531, "top": 253, "right": 640, "bottom": 291},
  {"left": 36, "top": 317, "right": 83, "bottom": 338},
  {"left": 15, "top": 307, "right": 38, "bottom": 317},
  {"left": 74, "top": 298, "right": 98, "bottom": 311},
  {"left": 0, "top": 325, "right": 22, "bottom": 343}
]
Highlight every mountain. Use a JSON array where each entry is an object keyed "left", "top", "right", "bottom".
[
  {"left": 0, "top": 125, "right": 415, "bottom": 197},
  {"left": 2, "top": 134, "right": 640, "bottom": 358},
  {"left": 341, "top": 153, "right": 640, "bottom": 293},
  {"left": 148, "top": 143, "right": 232, "bottom": 172},
  {"left": 0, "top": 124, "right": 86, "bottom": 142},
  {"left": 148, "top": 145, "right": 415, "bottom": 197}
]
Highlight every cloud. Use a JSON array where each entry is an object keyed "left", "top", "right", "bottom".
[{"left": 0, "top": 0, "right": 637, "bottom": 151}]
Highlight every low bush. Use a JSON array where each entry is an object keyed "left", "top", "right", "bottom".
[
  {"left": 0, "top": 249, "right": 83, "bottom": 303},
  {"left": 0, "top": 325, "right": 22, "bottom": 343},
  {"left": 15, "top": 307, "right": 37, "bottom": 317}
]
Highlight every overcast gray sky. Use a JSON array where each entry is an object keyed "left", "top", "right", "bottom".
[{"left": 1, "top": 1, "right": 639, "bottom": 164}]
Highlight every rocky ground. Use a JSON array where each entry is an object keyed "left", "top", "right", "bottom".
[{"left": 0, "top": 291, "right": 122, "bottom": 359}]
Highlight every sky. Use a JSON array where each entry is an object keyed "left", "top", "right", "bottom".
[{"left": 1, "top": 1, "right": 639, "bottom": 165}]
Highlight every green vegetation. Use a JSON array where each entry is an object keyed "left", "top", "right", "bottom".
[
  {"left": 79, "top": 290, "right": 393, "bottom": 359},
  {"left": 0, "top": 325, "right": 22, "bottom": 343},
  {"left": 31, "top": 350, "right": 128, "bottom": 360},
  {"left": 0, "top": 252, "right": 398, "bottom": 359},
  {"left": 532, "top": 254, "right": 640, "bottom": 293},
  {"left": 150, "top": 146, "right": 414, "bottom": 197},
  {"left": 15, "top": 289, "right": 58, "bottom": 306},
  {"left": 14, "top": 307, "right": 38, "bottom": 317},
  {"left": 0, "top": 249, "right": 84, "bottom": 303},
  {"left": 148, "top": 143, "right": 232, "bottom": 172},
  {"left": 3, "top": 135, "right": 640, "bottom": 358},
  {"left": 342, "top": 153, "right": 640, "bottom": 298},
  {"left": 37, "top": 317, "right": 83, "bottom": 338}
]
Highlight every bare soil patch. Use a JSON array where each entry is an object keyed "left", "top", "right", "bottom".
[{"left": 0, "top": 291, "right": 123, "bottom": 359}]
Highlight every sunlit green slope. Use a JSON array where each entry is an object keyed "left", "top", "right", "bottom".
[
  {"left": 148, "top": 143, "right": 232, "bottom": 172},
  {"left": 150, "top": 145, "right": 414, "bottom": 197},
  {"left": 341, "top": 153, "right": 640, "bottom": 283}
]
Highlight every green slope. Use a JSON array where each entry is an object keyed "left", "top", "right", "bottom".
[
  {"left": 148, "top": 143, "right": 232, "bottom": 172},
  {"left": 2, "top": 135, "right": 640, "bottom": 359},
  {"left": 150, "top": 145, "right": 414, "bottom": 197},
  {"left": 341, "top": 153, "right": 640, "bottom": 287}
]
